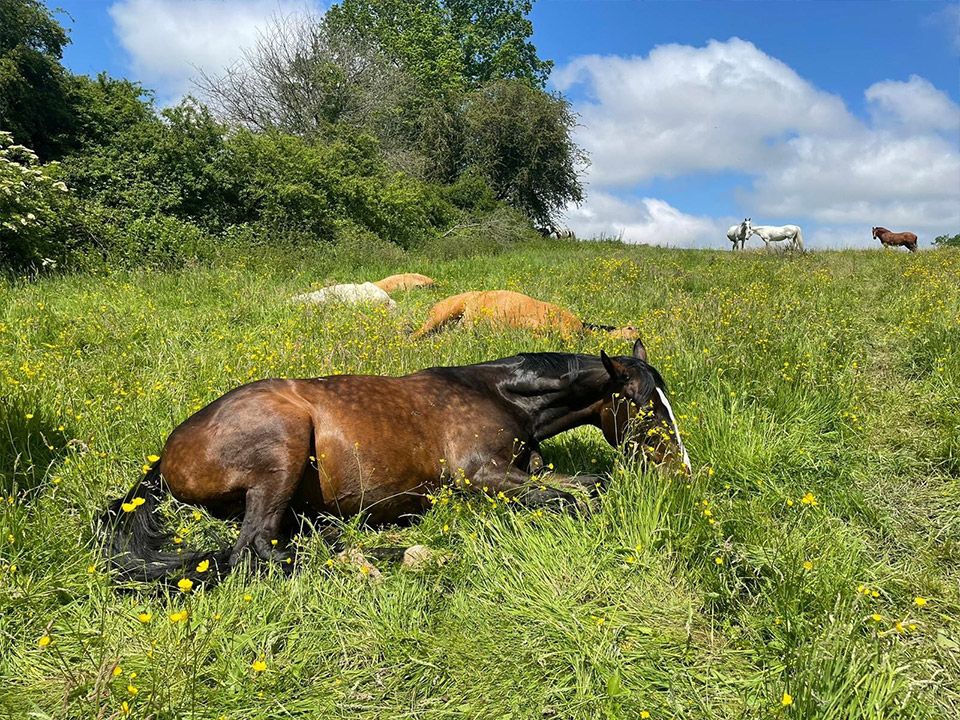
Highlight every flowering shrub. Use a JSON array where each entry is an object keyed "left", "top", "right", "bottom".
[{"left": 0, "top": 131, "right": 72, "bottom": 268}]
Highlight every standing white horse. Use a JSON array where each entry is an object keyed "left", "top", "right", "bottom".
[
  {"left": 726, "top": 218, "right": 751, "bottom": 250},
  {"left": 749, "top": 224, "right": 803, "bottom": 252}
]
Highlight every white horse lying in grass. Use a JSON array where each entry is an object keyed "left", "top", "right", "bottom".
[
  {"left": 291, "top": 282, "right": 397, "bottom": 308},
  {"left": 749, "top": 224, "right": 803, "bottom": 252},
  {"left": 726, "top": 218, "right": 751, "bottom": 250}
]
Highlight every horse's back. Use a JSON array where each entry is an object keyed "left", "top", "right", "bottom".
[
  {"left": 373, "top": 273, "right": 435, "bottom": 293},
  {"left": 470, "top": 291, "right": 583, "bottom": 332}
]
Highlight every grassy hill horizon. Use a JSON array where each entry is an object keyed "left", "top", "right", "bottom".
[{"left": 1, "top": 240, "right": 958, "bottom": 719}]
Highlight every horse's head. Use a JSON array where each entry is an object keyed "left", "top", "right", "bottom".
[
  {"left": 598, "top": 339, "right": 692, "bottom": 475},
  {"left": 608, "top": 325, "right": 640, "bottom": 341}
]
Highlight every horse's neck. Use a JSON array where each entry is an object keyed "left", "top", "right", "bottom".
[{"left": 501, "top": 356, "right": 610, "bottom": 441}]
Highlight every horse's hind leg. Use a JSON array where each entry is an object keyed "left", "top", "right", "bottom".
[{"left": 229, "top": 477, "right": 301, "bottom": 571}]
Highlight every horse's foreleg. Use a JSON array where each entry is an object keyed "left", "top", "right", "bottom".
[{"left": 467, "top": 464, "right": 600, "bottom": 512}]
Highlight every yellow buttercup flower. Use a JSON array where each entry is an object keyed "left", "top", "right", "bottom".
[
  {"left": 177, "top": 578, "right": 194, "bottom": 593},
  {"left": 138, "top": 613, "right": 152, "bottom": 623},
  {"left": 121, "top": 502, "right": 136, "bottom": 513},
  {"left": 147, "top": 455, "right": 160, "bottom": 463},
  {"left": 781, "top": 692, "right": 793, "bottom": 706},
  {"left": 914, "top": 597, "right": 927, "bottom": 607},
  {"left": 252, "top": 659, "right": 267, "bottom": 672},
  {"left": 196, "top": 560, "right": 209, "bottom": 573},
  {"left": 38, "top": 635, "right": 51, "bottom": 647}
]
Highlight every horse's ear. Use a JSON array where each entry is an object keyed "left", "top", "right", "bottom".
[
  {"left": 632, "top": 337, "right": 647, "bottom": 362},
  {"left": 600, "top": 350, "right": 624, "bottom": 379}
]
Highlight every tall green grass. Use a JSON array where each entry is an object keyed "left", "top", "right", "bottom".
[{"left": 1, "top": 244, "right": 958, "bottom": 718}]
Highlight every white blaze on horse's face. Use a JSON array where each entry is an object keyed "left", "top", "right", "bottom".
[
  {"left": 599, "top": 340, "right": 691, "bottom": 475},
  {"left": 655, "top": 387, "right": 692, "bottom": 476}
]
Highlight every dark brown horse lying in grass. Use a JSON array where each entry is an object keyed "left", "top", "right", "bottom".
[
  {"left": 873, "top": 226, "right": 918, "bottom": 252},
  {"left": 100, "top": 339, "right": 690, "bottom": 585}
]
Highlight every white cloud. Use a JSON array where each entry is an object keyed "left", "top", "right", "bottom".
[
  {"left": 563, "top": 192, "right": 729, "bottom": 248},
  {"left": 554, "top": 38, "right": 960, "bottom": 247},
  {"left": 553, "top": 38, "right": 855, "bottom": 186},
  {"left": 109, "top": 0, "right": 320, "bottom": 103},
  {"left": 924, "top": 3, "right": 960, "bottom": 53},
  {"left": 866, "top": 75, "right": 960, "bottom": 133},
  {"left": 745, "top": 132, "right": 959, "bottom": 226}
]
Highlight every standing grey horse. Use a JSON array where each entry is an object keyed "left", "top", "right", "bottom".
[
  {"left": 726, "top": 218, "right": 751, "bottom": 250},
  {"left": 749, "top": 224, "right": 803, "bottom": 252}
]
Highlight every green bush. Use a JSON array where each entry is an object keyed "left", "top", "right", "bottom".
[
  {"left": 221, "top": 130, "right": 439, "bottom": 248},
  {"left": 62, "top": 99, "right": 235, "bottom": 228},
  {"left": 418, "top": 205, "right": 537, "bottom": 258},
  {"left": 0, "top": 131, "right": 73, "bottom": 268},
  {"left": 104, "top": 214, "right": 213, "bottom": 269}
]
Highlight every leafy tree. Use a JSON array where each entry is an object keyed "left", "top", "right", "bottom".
[
  {"left": 0, "top": 0, "right": 73, "bottom": 159},
  {"left": 327, "top": 0, "right": 551, "bottom": 95},
  {"left": 446, "top": 0, "right": 552, "bottom": 87},
  {"left": 933, "top": 233, "right": 960, "bottom": 248},
  {"left": 325, "top": 0, "right": 468, "bottom": 100},
  {"left": 462, "top": 79, "right": 586, "bottom": 223}
]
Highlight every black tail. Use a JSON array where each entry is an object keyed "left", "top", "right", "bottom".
[{"left": 99, "top": 461, "right": 231, "bottom": 585}]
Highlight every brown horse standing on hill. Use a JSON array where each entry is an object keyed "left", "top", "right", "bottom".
[
  {"left": 412, "top": 290, "right": 639, "bottom": 341},
  {"left": 100, "top": 339, "right": 690, "bottom": 585},
  {"left": 873, "top": 226, "right": 918, "bottom": 252}
]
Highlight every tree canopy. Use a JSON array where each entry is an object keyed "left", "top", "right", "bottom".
[
  {"left": 0, "top": 0, "right": 73, "bottom": 158},
  {"left": 325, "top": 0, "right": 552, "bottom": 99},
  {"left": 0, "top": 0, "right": 585, "bottom": 270}
]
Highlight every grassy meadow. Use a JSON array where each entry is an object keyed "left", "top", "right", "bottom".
[{"left": 1, "top": 242, "right": 958, "bottom": 719}]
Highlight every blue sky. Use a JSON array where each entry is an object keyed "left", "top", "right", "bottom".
[{"left": 53, "top": 0, "right": 960, "bottom": 248}]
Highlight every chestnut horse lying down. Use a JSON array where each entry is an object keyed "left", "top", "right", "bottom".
[
  {"left": 373, "top": 273, "right": 435, "bottom": 293},
  {"left": 413, "top": 290, "right": 639, "bottom": 340},
  {"left": 873, "top": 227, "right": 918, "bottom": 252},
  {"left": 100, "top": 339, "right": 689, "bottom": 585}
]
